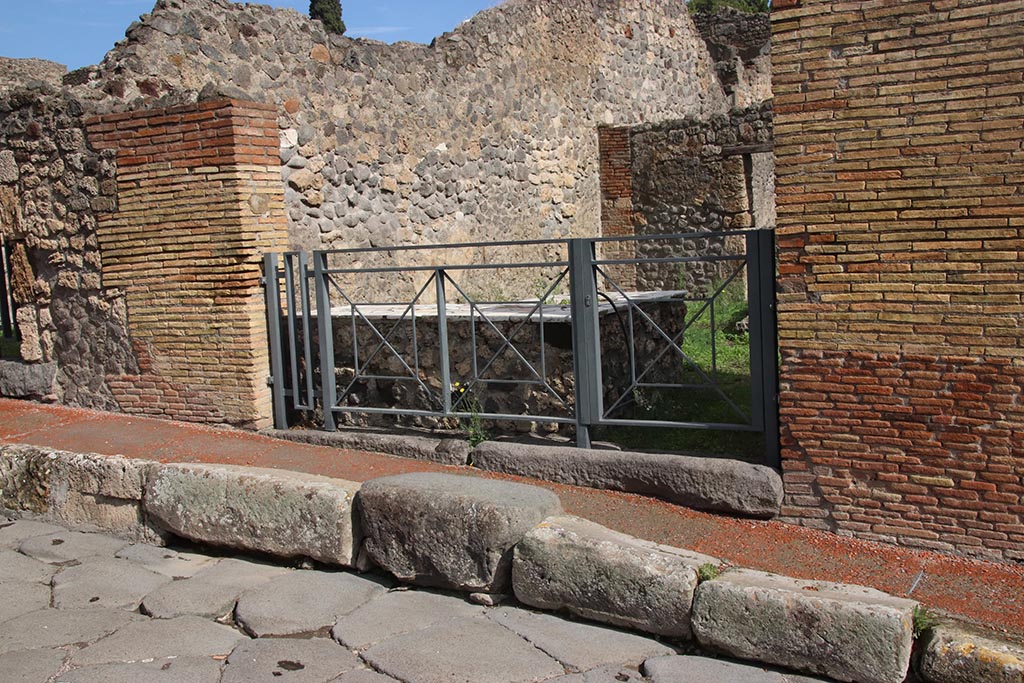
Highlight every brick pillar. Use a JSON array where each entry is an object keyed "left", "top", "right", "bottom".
[
  {"left": 598, "top": 126, "right": 637, "bottom": 290},
  {"left": 85, "top": 99, "right": 288, "bottom": 429}
]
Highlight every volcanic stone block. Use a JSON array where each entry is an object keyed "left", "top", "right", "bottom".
[
  {"left": 144, "top": 463, "right": 362, "bottom": 566},
  {"left": 513, "top": 515, "right": 718, "bottom": 637},
  {"left": 919, "top": 625, "right": 1024, "bottom": 683},
  {"left": 357, "top": 472, "right": 562, "bottom": 593},
  {"left": 691, "top": 568, "right": 916, "bottom": 683},
  {"left": 471, "top": 442, "right": 783, "bottom": 518}
]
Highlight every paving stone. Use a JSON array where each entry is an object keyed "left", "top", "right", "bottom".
[
  {"left": 358, "top": 472, "right": 561, "bottom": 593},
  {"left": 332, "top": 588, "right": 485, "bottom": 649},
  {"left": 140, "top": 557, "right": 289, "bottom": 619},
  {"left": 56, "top": 656, "right": 224, "bottom": 683},
  {"left": 333, "top": 670, "right": 401, "bottom": 682},
  {"left": 114, "top": 542, "right": 217, "bottom": 578},
  {"left": 642, "top": 655, "right": 787, "bottom": 682},
  {"left": 362, "top": 616, "right": 564, "bottom": 683},
  {"left": 692, "top": 568, "right": 916, "bottom": 683},
  {"left": 546, "top": 664, "right": 646, "bottom": 682},
  {"left": 18, "top": 529, "right": 128, "bottom": 564},
  {"left": 222, "top": 637, "right": 361, "bottom": 682},
  {"left": 513, "top": 515, "right": 715, "bottom": 637},
  {"left": 0, "top": 581, "right": 52, "bottom": 622},
  {"left": 145, "top": 463, "right": 362, "bottom": 566},
  {"left": 0, "top": 647, "right": 67, "bottom": 682},
  {"left": 0, "top": 548, "right": 58, "bottom": 583},
  {"left": 0, "top": 519, "right": 66, "bottom": 550},
  {"left": 487, "top": 606, "right": 675, "bottom": 673},
  {"left": 919, "top": 624, "right": 1024, "bottom": 683},
  {"left": 51, "top": 557, "right": 172, "bottom": 610},
  {"left": 70, "top": 615, "right": 247, "bottom": 667},
  {"left": 0, "top": 607, "right": 142, "bottom": 654},
  {"left": 235, "top": 570, "right": 389, "bottom": 637}
]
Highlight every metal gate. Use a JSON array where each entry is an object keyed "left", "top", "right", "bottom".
[{"left": 263, "top": 229, "right": 779, "bottom": 467}]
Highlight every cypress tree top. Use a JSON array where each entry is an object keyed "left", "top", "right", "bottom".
[{"left": 310, "top": 0, "right": 346, "bottom": 35}]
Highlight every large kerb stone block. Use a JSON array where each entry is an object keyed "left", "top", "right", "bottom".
[
  {"left": 691, "top": 568, "right": 916, "bottom": 683},
  {"left": 919, "top": 625, "right": 1024, "bottom": 683},
  {"left": 357, "top": 472, "right": 561, "bottom": 593},
  {"left": 513, "top": 515, "right": 718, "bottom": 637},
  {"left": 472, "top": 442, "right": 783, "bottom": 518},
  {"left": 144, "top": 463, "right": 362, "bottom": 566}
]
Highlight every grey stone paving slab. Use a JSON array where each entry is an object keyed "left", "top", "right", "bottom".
[
  {"left": 140, "top": 557, "right": 290, "bottom": 619},
  {"left": 0, "top": 519, "right": 66, "bottom": 550},
  {"left": 643, "top": 655, "right": 787, "bottom": 682},
  {"left": 332, "top": 588, "right": 485, "bottom": 649},
  {"left": 0, "top": 607, "right": 142, "bottom": 654},
  {"left": 145, "top": 463, "right": 362, "bottom": 566},
  {"left": 18, "top": 529, "right": 128, "bottom": 564},
  {"left": 546, "top": 664, "right": 645, "bottom": 682},
  {"left": 55, "top": 656, "right": 224, "bottom": 683},
  {"left": 0, "top": 548, "right": 58, "bottom": 583},
  {"left": 487, "top": 606, "right": 675, "bottom": 673},
  {"left": 0, "top": 581, "right": 52, "bottom": 622},
  {"left": 358, "top": 472, "right": 561, "bottom": 593},
  {"left": 222, "top": 637, "right": 361, "bottom": 682},
  {"left": 70, "top": 615, "right": 247, "bottom": 667},
  {"left": 332, "top": 670, "right": 401, "bottom": 682},
  {"left": 235, "top": 570, "right": 390, "bottom": 637},
  {"left": 692, "top": 569, "right": 916, "bottom": 683},
  {"left": 51, "top": 557, "right": 172, "bottom": 610},
  {"left": 514, "top": 515, "right": 715, "bottom": 637},
  {"left": 0, "top": 647, "right": 67, "bottom": 683},
  {"left": 114, "top": 542, "right": 217, "bottom": 578},
  {"left": 362, "top": 616, "right": 565, "bottom": 683}
]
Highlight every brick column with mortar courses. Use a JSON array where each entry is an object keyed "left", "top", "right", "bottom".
[
  {"left": 85, "top": 99, "right": 288, "bottom": 429},
  {"left": 598, "top": 126, "right": 637, "bottom": 289},
  {"left": 771, "top": 1, "right": 1023, "bottom": 562}
]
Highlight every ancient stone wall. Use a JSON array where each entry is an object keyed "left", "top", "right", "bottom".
[
  {"left": 64, "top": 0, "right": 731, "bottom": 299},
  {"left": 772, "top": 0, "right": 1024, "bottom": 562},
  {"left": 0, "top": 85, "right": 137, "bottom": 409},
  {"left": 691, "top": 6, "right": 772, "bottom": 108}
]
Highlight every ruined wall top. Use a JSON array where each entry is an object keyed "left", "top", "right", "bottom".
[{"left": 0, "top": 57, "right": 67, "bottom": 92}]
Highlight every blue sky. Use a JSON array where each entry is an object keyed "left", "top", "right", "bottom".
[{"left": 0, "top": 0, "right": 501, "bottom": 70}]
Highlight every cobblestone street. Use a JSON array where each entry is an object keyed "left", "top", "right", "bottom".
[{"left": 0, "top": 515, "right": 831, "bottom": 683}]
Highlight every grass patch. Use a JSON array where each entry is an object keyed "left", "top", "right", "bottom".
[
  {"left": 596, "top": 276, "right": 764, "bottom": 462},
  {"left": 912, "top": 605, "right": 940, "bottom": 639}
]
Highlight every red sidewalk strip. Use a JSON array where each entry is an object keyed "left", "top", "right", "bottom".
[{"left": 2, "top": 398, "right": 1022, "bottom": 642}]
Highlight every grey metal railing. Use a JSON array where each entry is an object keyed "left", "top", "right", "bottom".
[
  {"left": 264, "top": 230, "right": 779, "bottom": 467},
  {"left": 0, "top": 238, "right": 18, "bottom": 359}
]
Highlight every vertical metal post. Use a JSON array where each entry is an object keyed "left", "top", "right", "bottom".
[
  {"left": 314, "top": 252, "right": 338, "bottom": 431},
  {"left": 263, "top": 253, "right": 288, "bottom": 430},
  {"left": 569, "top": 239, "right": 602, "bottom": 449},
  {"left": 746, "top": 229, "right": 780, "bottom": 469},
  {"left": 436, "top": 270, "right": 452, "bottom": 414}
]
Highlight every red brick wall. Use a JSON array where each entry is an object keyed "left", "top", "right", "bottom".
[
  {"left": 598, "top": 126, "right": 637, "bottom": 288},
  {"left": 772, "top": 1, "right": 1023, "bottom": 561},
  {"left": 85, "top": 99, "right": 288, "bottom": 428}
]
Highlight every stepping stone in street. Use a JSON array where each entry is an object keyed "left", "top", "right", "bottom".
[
  {"left": 140, "top": 557, "right": 289, "bottom": 619},
  {"left": 0, "top": 520, "right": 69, "bottom": 551},
  {"left": 70, "top": 615, "right": 246, "bottom": 668},
  {"left": 332, "top": 588, "right": 485, "bottom": 649},
  {"left": 362, "top": 616, "right": 564, "bottom": 683},
  {"left": 55, "top": 656, "right": 224, "bottom": 683},
  {"left": 0, "top": 608, "right": 142, "bottom": 654},
  {"left": 487, "top": 606, "right": 675, "bottom": 673},
  {"left": 19, "top": 530, "right": 128, "bottom": 564},
  {"left": 0, "top": 581, "right": 52, "bottom": 623},
  {"left": 114, "top": 543, "right": 217, "bottom": 578},
  {"left": 234, "top": 570, "right": 390, "bottom": 637},
  {"left": 222, "top": 637, "right": 361, "bottom": 682},
  {"left": 546, "top": 664, "right": 646, "bottom": 682},
  {"left": 0, "top": 549, "right": 59, "bottom": 584},
  {"left": 52, "top": 557, "right": 172, "bottom": 610},
  {"left": 0, "top": 648, "right": 67, "bottom": 682}
]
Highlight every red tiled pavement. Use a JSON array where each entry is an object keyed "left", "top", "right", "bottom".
[{"left": 2, "top": 398, "right": 1022, "bottom": 642}]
